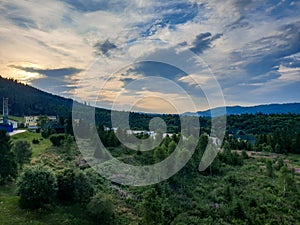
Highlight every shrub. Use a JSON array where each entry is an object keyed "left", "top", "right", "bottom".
[
  {"left": 241, "top": 150, "right": 249, "bottom": 159},
  {"left": 57, "top": 168, "right": 75, "bottom": 203},
  {"left": 49, "top": 134, "right": 66, "bottom": 147},
  {"left": 12, "top": 140, "right": 32, "bottom": 169},
  {"left": 87, "top": 193, "right": 115, "bottom": 225},
  {"left": 73, "top": 171, "right": 94, "bottom": 205},
  {"left": 0, "top": 130, "right": 17, "bottom": 184},
  {"left": 32, "top": 139, "right": 40, "bottom": 144},
  {"left": 18, "top": 166, "right": 57, "bottom": 209},
  {"left": 41, "top": 128, "right": 55, "bottom": 139}
]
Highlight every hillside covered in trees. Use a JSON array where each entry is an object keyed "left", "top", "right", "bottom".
[{"left": 0, "top": 76, "right": 73, "bottom": 117}]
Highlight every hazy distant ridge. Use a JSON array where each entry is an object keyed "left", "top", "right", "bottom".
[{"left": 184, "top": 103, "right": 300, "bottom": 117}]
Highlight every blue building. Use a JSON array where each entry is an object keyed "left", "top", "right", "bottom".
[
  {"left": 0, "top": 123, "right": 13, "bottom": 132},
  {"left": 0, "top": 97, "right": 13, "bottom": 133}
]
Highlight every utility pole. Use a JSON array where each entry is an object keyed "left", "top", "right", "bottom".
[{"left": 3, "top": 97, "right": 9, "bottom": 125}]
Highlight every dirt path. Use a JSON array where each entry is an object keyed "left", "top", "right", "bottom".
[{"left": 8, "top": 129, "right": 27, "bottom": 136}]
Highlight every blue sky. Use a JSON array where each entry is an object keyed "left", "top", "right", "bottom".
[{"left": 0, "top": 0, "right": 299, "bottom": 113}]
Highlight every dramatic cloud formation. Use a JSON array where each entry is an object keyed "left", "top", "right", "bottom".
[{"left": 0, "top": 0, "right": 299, "bottom": 112}]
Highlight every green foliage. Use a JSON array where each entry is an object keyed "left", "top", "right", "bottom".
[
  {"left": 87, "top": 193, "right": 115, "bottom": 225},
  {"left": 49, "top": 134, "right": 66, "bottom": 147},
  {"left": 230, "top": 201, "right": 246, "bottom": 220},
  {"left": 168, "top": 140, "right": 177, "bottom": 154},
  {"left": 218, "top": 150, "right": 243, "bottom": 166},
  {"left": 11, "top": 131, "right": 52, "bottom": 158},
  {"left": 1, "top": 100, "right": 300, "bottom": 225},
  {"left": 73, "top": 171, "right": 94, "bottom": 205},
  {"left": 98, "top": 130, "right": 120, "bottom": 148},
  {"left": 32, "top": 138, "right": 40, "bottom": 144},
  {"left": 141, "top": 188, "right": 163, "bottom": 225},
  {"left": 191, "top": 134, "right": 208, "bottom": 169},
  {"left": 17, "top": 166, "right": 57, "bottom": 209},
  {"left": 280, "top": 165, "right": 298, "bottom": 197},
  {"left": 56, "top": 168, "right": 75, "bottom": 203},
  {"left": 223, "top": 141, "right": 231, "bottom": 153},
  {"left": 241, "top": 150, "right": 249, "bottom": 159},
  {"left": 153, "top": 146, "right": 167, "bottom": 163},
  {"left": 0, "top": 130, "right": 17, "bottom": 184},
  {"left": 0, "top": 183, "right": 92, "bottom": 225},
  {"left": 266, "top": 160, "right": 274, "bottom": 177},
  {"left": 171, "top": 211, "right": 209, "bottom": 225},
  {"left": 41, "top": 128, "right": 56, "bottom": 139},
  {"left": 12, "top": 140, "right": 32, "bottom": 169}
]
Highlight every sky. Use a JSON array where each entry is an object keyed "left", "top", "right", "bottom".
[{"left": 0, "top": 0, "right": 299, "bottom": 113}]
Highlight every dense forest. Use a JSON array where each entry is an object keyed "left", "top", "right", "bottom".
[
  {"left": 1, "top": 127, "right": 299, "bottom": 224},
  {"left": 0, "top": 76, "right": 73, "bottom": 117}
]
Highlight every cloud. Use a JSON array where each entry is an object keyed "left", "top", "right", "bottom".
[
  {"left": 7, "top": 65, "right": 82, "bottom": 96},
  {"left": 10, "top": 66, "right": 82, "bottom": 77},
  {"left": 231, "top": 21, "right": 300, "bottom": 83},
  {"left": 0, "top": 0, "right": 299, "bottom": 112},
  {"left": 94, "top": 40, "right": 117, "bottom": 56},
  {"left": 128, "top": 61, "right": 186, "bottom": 80},
  {"left": 190, "top": 32, "right": 223, "bottom": 54},
  {"left": 60, "top": 0, "right": 128, "bottom": 13}
]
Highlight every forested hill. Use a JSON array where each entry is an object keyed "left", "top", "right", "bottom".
[
  {"left": 1, "top": 76, "right": 299, "bottom": 134},
  {"left": 0, "top": 77, "right": 179, "bottom": 131},
  {"left": 0, "top": 76, "right": 73, "bottom": 117}
]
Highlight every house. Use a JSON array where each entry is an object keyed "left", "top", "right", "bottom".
[
  {"left": 0, "top": 123, "right": 13, "bottom": 132},
  {"left": 1, "top": 97, "right": 13, "bottom": 132},
  {"left": 126, "top": 130, "right": 156, "bottom": 138},
  {"left": 229, "top": 129, "right": 256, "bottom": 145},
  {"left": 24, "top": 116, "right": 39, "bottom": 127},
  {"left": 42, "top": 121, "right": 65, "bottom": 134},
  {"left": 0, "top": 119, "right": 18, "bottom": 129},
  {"left": 24, "top": 115, "right": 57, "bottom": 127}
]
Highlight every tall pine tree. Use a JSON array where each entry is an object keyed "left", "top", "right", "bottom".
[{"left": 0, "top": 130, "right": 17, "bottom": 184}]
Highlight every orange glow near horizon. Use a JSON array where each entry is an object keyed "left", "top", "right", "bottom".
[{"left": 1, "top": 62, "right": 46, "bottom": 83}]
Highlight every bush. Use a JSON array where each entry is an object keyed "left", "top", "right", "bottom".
[
  {"left": 57, "top": 168, "right": 75, "bottom": 203},
  {"left": 241, "top": 150, "right": 249, "bottom": 159},
  {"left": 49, "top": 134, "right": 66, "bottom": 147},
  {"left": 18, "top": 166, "right": 57, "bottom": 209},
  {"left": 87, "top": 193, "right": 115, "bottom": 225},
  {"left": 41, "top": 128, "right": 55, "bottom": 139},
  {"left": 73, "top": 171, "right": 94, "bottom": 205},
  {"left": 0, "top": 130, "right": 17, "bottom": 184},
  {"left": 32, "top": 139, "right": 40, "bottom": 144},
  {"left": 12, "top": 140, "right": 32, "bottom": 169}
]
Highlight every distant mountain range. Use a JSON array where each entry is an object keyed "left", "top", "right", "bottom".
[{"left": 183, "top": 103, "right": 300, "bottom": 117}]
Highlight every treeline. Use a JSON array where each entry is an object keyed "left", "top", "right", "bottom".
[
  {"left": 224, "top": 114, "right": 300, "bottom": 154},
  {"left": 75, "top": 113, "right": 300, "bottom": 155},
  {"left": 254, "top": 131, "right": 300, "bottom": 154},
  {"left": 226, "top": 113, "right": 300, "bottom": 135}
]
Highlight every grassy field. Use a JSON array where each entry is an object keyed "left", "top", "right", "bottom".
[
  {"left": 10, "top": 132, "right": 51, "bottom": 157},
  {"left": 0, "top": 183, "right": 91, "bottom": 225},
  {"left": 0, "top": 114, "right": 25, "bottom": 123}
]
